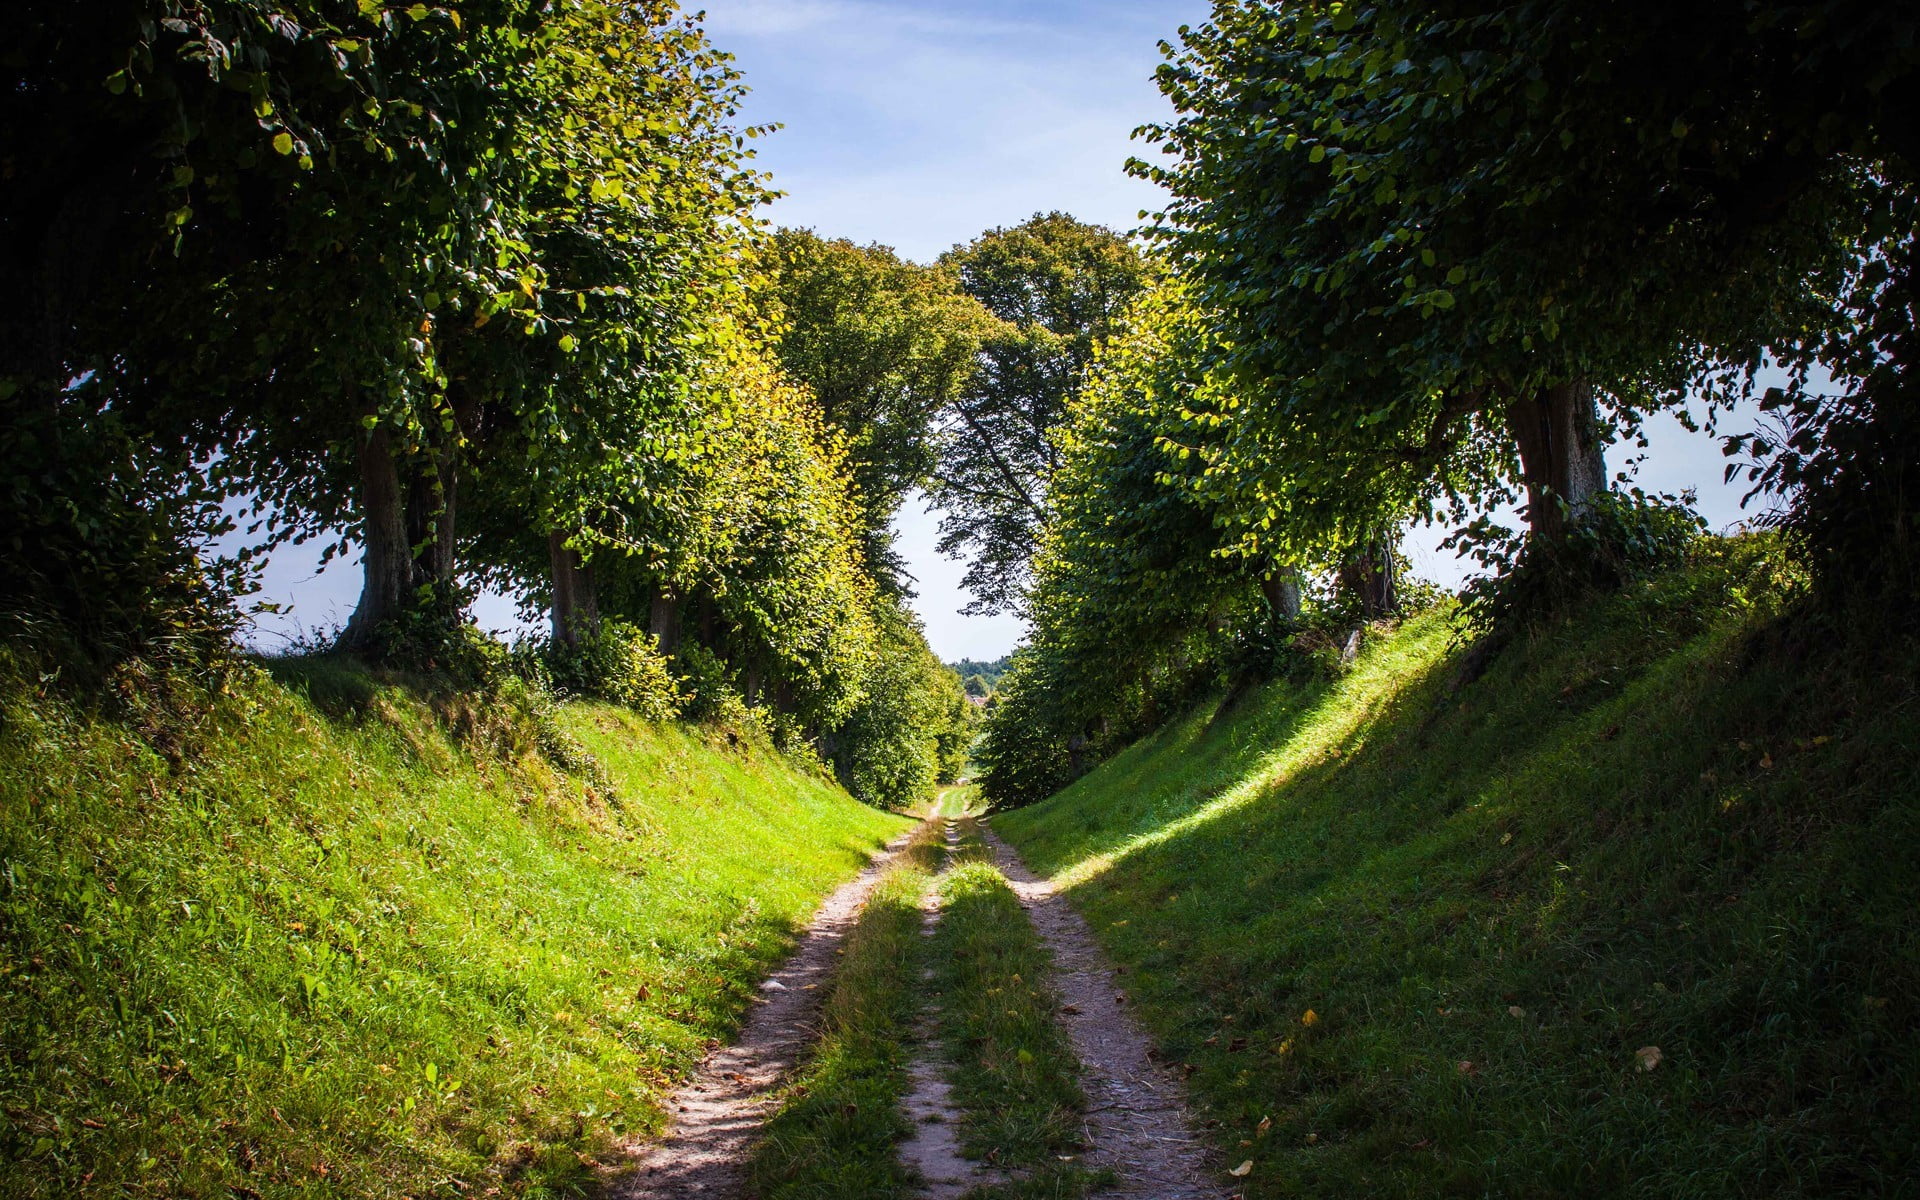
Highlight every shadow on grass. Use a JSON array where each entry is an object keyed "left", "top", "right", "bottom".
[{"left": 993, "top": 542, "right": 1920, "bottom": 1199}]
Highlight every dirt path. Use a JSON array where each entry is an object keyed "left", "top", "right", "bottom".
[
  {"left": 894, "top": 820, "right": 1011, "bottom": 1198},
  {"left": 612, "top": 828, "right": 919, "bottom": 1199},
  {"left": 980, "top": 823, "right": 1225, "bottom": 1200}
]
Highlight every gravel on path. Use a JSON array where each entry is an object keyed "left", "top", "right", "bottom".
[
  {"left": 980, "top": 823, "right": 1227, "bottom": 1200},
  {"left": 611, "top": 828, "right": 919, "bottom": 1199}
]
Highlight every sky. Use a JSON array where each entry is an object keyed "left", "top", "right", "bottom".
[{"left": 234, "top": 0, "right": 1773, "bottom": 663}]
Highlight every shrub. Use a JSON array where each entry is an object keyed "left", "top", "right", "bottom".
[
  {"left": 1447, "top": 490, "right": 1707, "bottom": 634},
  {"left": 541, "top": 619, "right": 681, "bottom": 721}
]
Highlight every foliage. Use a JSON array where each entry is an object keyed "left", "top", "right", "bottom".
[
  {"left": 540, "top": 619, "right": 682, "bottom": 721},
  {"left": 1448, "top": 491, "right": 1709, "bottom": 635},
  {"left": 673, "top": 642, "right": 748, "bottom": 725},
  {"left": 761, "top": 229, "right": 999, "bottom": 588},
  {"left": 831, "top": 603, "right": 974, "bottom": 810},
  {"left": 0, "top": 393, "right": 249, "bottom": 675},
  {"left": 975, "top": 282, "right": 1300, "bottom": 809},
  {"left": 1135, "top": 0, "right": 1916, "bottom": 569},
  {"left": 0, "top": 650, "right": 906, "bottom": 1198},
  {"left": 2, "top": 0, "right": 769, "bottom": 660},
  {"left": 930, "top": 213, "right": 1154, "bottom": 616},
  {"left": 950, "top": 657, "right": 1013, "bottom": 699},
  {"left": 996, "top": 539, "right": 1917, "bottom": 1197}
]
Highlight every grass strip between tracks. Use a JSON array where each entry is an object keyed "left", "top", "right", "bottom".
[{"left": 933, "top": 819, "right": 1114, "bottom": 1199}]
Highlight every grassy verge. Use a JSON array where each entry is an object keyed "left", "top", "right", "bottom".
[
  {"left": 933, "top": 820, "right": 1111, "bottom": 1199},
  {"left": 746, "top": 820, "right": 945, "bottom": 1199},
  {"left": 993, "top": 537, "right": 1920, "bottom": 1197},
  {"left": 0, "top": 653, "right": 908, "bottom": 1198}
]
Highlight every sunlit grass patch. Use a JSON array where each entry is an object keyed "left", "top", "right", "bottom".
[{"left": 0, "top": 653, "right": 906, "bottom": 1198}]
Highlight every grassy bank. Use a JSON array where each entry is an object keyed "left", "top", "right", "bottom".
[
  {"left": 994, "top": 538, "right": 1919, "bottom": 1198},
  {"left": 747, "top": 821, "right": 943, "bottom": 1199},
  {"left": 0, "top": 654, "right": 908, "bottom": 1198}
]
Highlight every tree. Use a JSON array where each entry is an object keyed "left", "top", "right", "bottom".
[
  {"left": 930, "top": 212, "right": 1153, "bottom": 615},
  {"left": 759, "top": 229, "right": 998, "bottom": 589},
  {"left": 1, "top": 0, "right": 766, "bottom": 665},
  {"left": 831, "top": 601, "right": 971, "bottom": 808},
  {"left": 455, "top": 4, "right": 770, "bottom": 653},
  {"left": 1135, "top": 0, "right": 1893, "bottom": 563},
  {"left": 974, "top": 280, "right": 1264, "bottom": 807}
]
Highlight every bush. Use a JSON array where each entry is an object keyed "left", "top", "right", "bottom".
[
  {"left": 357, "top": 584, "right": 510, "bottom": 684},
  {"left": 541, "top": 619, "right": 681, "bottom": 721},
  {"left": 672, "top": 642, "right": 750, "bottom": 726},
  {"left": 0, "top": 389, "right": 249, "bottom": 677},
  {"left": 1447, "top": 490, "right": 1707, "bottom": 634}
]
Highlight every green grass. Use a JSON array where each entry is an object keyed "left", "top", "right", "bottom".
[
  {"left": 0, "top": 653, "right": 908, "bottom": 1198},
  {"left": 933, "top": 783, "right": 983, "bottom": 819},
  {"left": 746, "top": 820, "right": 943, "bottom": 1199},
  {"left": 994, "top": 536, "right": 1920, "bottom": 1198},
  {"left": 932, "top": 820, "right": 1111, "bottom": 1199}
]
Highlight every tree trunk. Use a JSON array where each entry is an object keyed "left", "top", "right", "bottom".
[
  {"left": 649, "top": 589, "right": 682, "bottom": 654},
  {"left": 341, "top": 425, "right": 414, "bottom": 652},
  {"left": 1260, "top": 567, "right": 1303, "bottom": 628},
  {"left": 406, "top": 449, "right": 458, "bottom": 588},
  {"left": 1338, "top": 536, "right": 1399, "bottom": 618},
  {"left": 547, "top": 532, "right": 599, "bottom": 649},
  {"left": 1507, "top": 379, "right": 1607, "bottom": 540}
]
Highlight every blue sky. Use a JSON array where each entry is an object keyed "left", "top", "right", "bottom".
[{"left": 236, "top": 0, "right": 1771, "bottom": 662}]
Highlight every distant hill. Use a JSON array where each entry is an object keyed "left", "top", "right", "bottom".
[{"left": 947, "top": 655, "right": 1013, "bottom": 695}]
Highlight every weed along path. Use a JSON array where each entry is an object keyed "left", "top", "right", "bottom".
[
  {"left": 613, "top": 826, "right": 919, "bottom": 1199},
  {"left": 980, "top": 822, "right": 1224, "bottom": 1200}
]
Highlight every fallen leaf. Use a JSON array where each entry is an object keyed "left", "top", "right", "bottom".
[
  {"left": 1508, "top": 1005, "right": 1526, "bottom": 1018},
  {"left": 1301, "top": 1009, "right": 1319, "bottom": 1027},
  {"left": 1457, "top": 1060, "right": 1479, "bottom": 1075},
  {"left": 1759, "top": 753, "right": 1774, "bottom": 769},
  {"left": 1230, "top": 1160, "right": 1253, "bottom": 1177},
  {"left": 1635, "top": 1045, "right": 1663, "bottom": 1072},
  {"left": 1256, "top": 1115, "right": 1272, "bottom": 1135}
]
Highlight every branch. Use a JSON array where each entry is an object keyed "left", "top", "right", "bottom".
[
  {"left": 944, "top": 402, "right": 1049, "bottom": 523},
  {"left": 1393, "top": 387, "right": 1492, "bottom": 468}
]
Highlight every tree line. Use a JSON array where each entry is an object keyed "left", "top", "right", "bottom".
[
  {"left": 0, "top": 1, "right": 1141, "bottom": 809},
  {"left": 974, "top": 0, "right": 1920, "bottom": 806}
]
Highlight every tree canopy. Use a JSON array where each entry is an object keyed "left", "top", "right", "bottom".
[
  {"left": 930, "top": 212, "right": 1154, "bottom": 615},
  {"left": 760, "top": 228, "right": 999, "bottom": 590}
]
